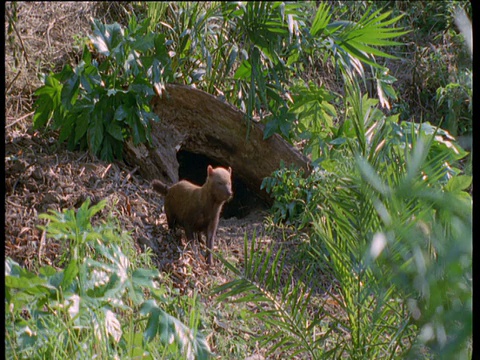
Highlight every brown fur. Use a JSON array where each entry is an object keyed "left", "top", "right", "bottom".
[{"left": 151, "top": 165, "right": 233, "bottom": 265}]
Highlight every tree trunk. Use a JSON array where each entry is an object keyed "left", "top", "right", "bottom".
[{"left": 123, "top": 83, "right": 310, "bottom": 204}]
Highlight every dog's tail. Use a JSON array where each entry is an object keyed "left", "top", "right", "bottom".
[{"left": 151, "top": 180, "right": 170, "bottom": 196}]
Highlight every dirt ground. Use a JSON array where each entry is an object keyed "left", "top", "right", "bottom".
[{"left": 4, "top": 2, "right": 275, "bottom": 293}]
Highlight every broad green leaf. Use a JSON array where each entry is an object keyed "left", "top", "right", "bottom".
[
  {"left": 141, "top": 300, "right": 161, "bottom": 343},
  {"left": 33, "top": 95, "right": 54, "bottom": 129},
  {"left": 47, "top": 268, "right": 68, "bottom": 290},
  {"left": 263, "top": 118, "right": 280, "bottom": 140},
  {"left": 140, "top": 299, "right": 158, "bottom": 315},
  {"left": 90, "top": 20, "right": 124, "bottom": 57},
  {"left": 111, "top": 134, "right": 125, "bottom": 159},
  {"left": 88, "top": 112, "right": 105, "bottom": 155},
  {"left": 99, "top": 136, "right": 114, "bottom": 162},
  {"left": 153, "top": 32, "right": 169, "bottom": 59},
  {"left": 5, "top": 275, "right": 40, "bottom": 290},
  {"left": 33, "top": 85, "right": 55, "bottom": 97},
  {"left": 74, "top": 112, "right": 90, "bottom": 145},
  {"left": 80, "top": 63, "right": 103, "bottom": 93},
  {"left": 77, "top": 198, "right": 96, "bottom": 229},
  {"left": 132, "top": 269, "right": 159, "bottom": 289},
  {"left": 125, "top": 52, "right": 141, "bottom": 77},
  {"left": 51, "top": 106, "right": 67, "bottom": 130},
  {"left": 33, "top": 76, "right": 63, "bottom": 129},
  {"left": 5, "top": 275, "right": 55, "bottom": 296},
  {"left": 129, "top": 112, "right": 147, "bottom": 145},
  {"left": 58, "top": 113, "right": 75, "bottom": 143},
  {"left": 132, "top": 32, "right": 155, "bottom": 52},
  {"left": 445, "top": 175, "right": 472, "bottom": 193},
  {"left": 82, "top": 43, "right": 92, "bottom": 64},
  {"left": 141, "top": 300, "right": 212, "bottom": 359},
  {"left": 61, "top": 73, "right": 80, "bottom": 110},
  {"left": 129, "top": 83, "right": 156, "bottom": 98},
  {"left": 114, "top": 104, "right": 129, "bottom": 121},
  {"left": 234, "top": 60, "right": 252, "bottom": 80},
  {"left": 39, "top": 265, "right": 58, "bottom": 278},
  {"left": 106, "top": 121, "right": 124, "bottom": 141},
  {"left": 86, "top": 198, "right": 107, "bottom": 218}
]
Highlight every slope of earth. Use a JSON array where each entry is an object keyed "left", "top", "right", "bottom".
[{"left": 4, "top": 1, "right": 272, "bottom": 292}]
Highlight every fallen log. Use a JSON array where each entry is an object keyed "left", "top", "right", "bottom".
[{"left": 123, "top": 83, "right": 311, "bottom": 204}]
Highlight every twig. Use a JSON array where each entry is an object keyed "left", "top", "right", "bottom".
[
  {"left": 6, "top": 11, "right": 30, "bottom": 67},
  {"left": 45, "top": 13, "right": 70, "bottom": 49},
  {"left": 6, "top": 69, "right": 22, "bottom": 93},
  {"left": 118, "top": 191, "right": 131, "bottom": 216},
  {"left": 6, "top": 199, "right": 25, "bottom": 208},
  {"left": 76, "top": 152, "right": 89, "bottom": 163},
  {"left": 121, "top": 166, "right": 139, "bottom": 186},
  {"left": 6, "top": 111, "right": 35, "bottom": 128},
  {"left": 38, "top": 228, "right": 47, "bottom": 266},
  {"left": 101, "top": 164, "right": 112, "bottom": 178},
  {"left": 78, "top": 166, "right": 85, "bottom": 178},
  {"left": 46, "top": 19, "right": 56, "bottom": 49}
]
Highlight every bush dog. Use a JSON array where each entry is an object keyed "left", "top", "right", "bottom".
[{"left": 152, "top": 165, "right": 233, "bottom": 265}]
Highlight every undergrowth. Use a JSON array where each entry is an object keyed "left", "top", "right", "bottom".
[
  {"left": 5, "top": 199, "right": 211, "bottom": 360},
  {"left": 6, "top": 2, "right": 472, "bottom": 359}
]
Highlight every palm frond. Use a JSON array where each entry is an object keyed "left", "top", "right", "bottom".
[{"left": 214, "top": 233, "right": 324, "bottom": 359}]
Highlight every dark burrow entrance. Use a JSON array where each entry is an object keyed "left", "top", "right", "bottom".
[{"left": 177, "top": 150, "right": 269, "bottom": 219}]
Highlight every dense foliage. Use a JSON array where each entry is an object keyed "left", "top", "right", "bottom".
[
  {"left": 216, "top": 2, "right": 471, "bottom": 358},
  {"left": 5, "top": 199, "right": 210, "bottom": 359},
  {"left": 257, "top": 109, "right": 471, "bottom": 358},
  {"left": 12, "top": 1, "right": 472, "bottom": 359},
  {"left": 33, "top": 1, "right": 410, "bottom": 161},
  {"left": 32, "top": 18, "right": 169, "bottom": 161}
]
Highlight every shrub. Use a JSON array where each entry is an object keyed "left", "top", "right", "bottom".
[
  {"left": 32, "top": 17, "right": 171, "bottom": 161},
  {"left": 5, "top": 199, "right": 211, "bottom": 359},
  {"left": 225, "top": 67, "right": 471, "bottom": 357}
]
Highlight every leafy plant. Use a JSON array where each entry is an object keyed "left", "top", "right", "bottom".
[
  {"left": 309, "top": 4, "right": 408, "bottom": 73},
  {"left": 32, "top": 17, "right": 171, "bottom": 161},
  {"left": 147, "top": 2, "right": 221, "bottom": 86},
  {"left": 141, "top": 299, "right": 211, "bottom": 360},
  {"left": 213, "top": 233, "right": 328, "bottom": 359},
  {"left": 262, "top": 3, "right": 408, "bottom": 155},
  {"left": 142, "top": 2, "right": 408, "bottom": 129},
  {"left": 38, "top": 198, "right": 107, "bottom": 265},
  {"left": 262, "top": 113, "right": 466, "bottom": 232},
  {"left": 435, "top": 68, "right": 472, "bottom": 136},
  {"left": 5, "top": 200, "right": 212, "bottom": 359},
  {"left": 233, "top": 52, "right": 471, "bottom": 356},
  {"left": 280, "top": 81, "right": 339, "bottom": 157},
  {"left": 223, "top": 120, "right": 471, "bottom": 358},
  {"left": 214, "top": 228, "right": 415, "bottom": 358},
  {"left": 357, "top": 137, "right": 472, "bottom": 358},
  {"left": 220, "top": 2, "right": 304, "bottom": 121},
  {"left": 33, "top": 2, "right": 410, "bottom": 158}
]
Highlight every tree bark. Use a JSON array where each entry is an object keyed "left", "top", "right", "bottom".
[{"left": 123, "top": 83, "right": 310, "bottom": 204}]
